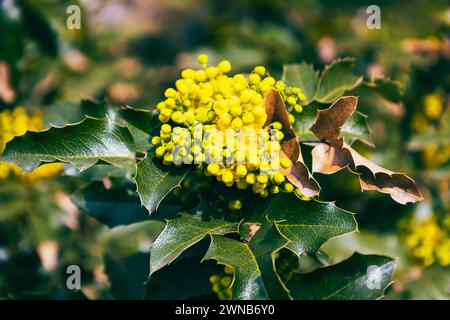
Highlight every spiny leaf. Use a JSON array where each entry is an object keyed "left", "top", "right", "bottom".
[
  {"left": 282, "top": 62, "right": 318, "bottom": 105},
  {"left": 2, "top": 117, "right": 135, "bottom": 172},
  {"left": 204, "top": 220, "right": 290, "bottom": 300},
  {"left": 117, "top": 106, "right": 160, "bottom": 153},
  {"left": 310, "top": 96, "right": 423, "bottom": 204},
  {"left": 149, "top": 204, "right": 239, "bottom": 275},
  {"left": 364, "top": 78, "right": 404, "bottom": 103},
  {"left": 134, "top": 155, "right": 188, "bottom": 214},
  {"left": 315, "top": 58, "right": 363, "bottom": 103},
  {"left": 265, "top": 90, "right": 320, "bottom": 197},
  {"left": 287, "top": 253, "right": 396, "bottom": 300},
  {"left": 266, "top": 193, "right": 357, "bottom": 256}
]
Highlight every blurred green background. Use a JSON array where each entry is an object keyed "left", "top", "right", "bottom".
[{"left": 0, "top": 0, "right": 448, "bottom": 299}]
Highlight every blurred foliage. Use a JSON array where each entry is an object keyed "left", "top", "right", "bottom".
[{"left": 0, "top": 0, "right": 448, "bottom": 299}]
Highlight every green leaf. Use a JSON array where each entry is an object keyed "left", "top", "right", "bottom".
[
  {"left": 266, "top": 193, "right": 357, "bottom": 256},
  {"left": 204, "top": 220, "right": 290, "bottom": 299},
  {"left": 282, "top": 62, "right": 318, "bottom": 105},
  {"left": 341, "top": 111, "right": 374, "bottom": 146},
  {"left": 293, "top": 105, "right": 373, "bottom": 146},
  {"left": 117, "top": 106, "right": 160, "bottom": 153},
  {"left": 364, "top": 78, "right": 404, "bottom": 102},
  {"left": 134, "top": 156, "right": 188, "bottom": 214},
  {"left": 2, "top": 117, "right": 135, "bottom": 172},
  {"left": 71, "top": 181, "right": 148, "bottom": 228},
  {"left": 287, "top": 253, "right": 396, "bottom": 300},
  {"left": 149, "top": 205, "right": 239, "bottom": 275},
  {"left": 315, "top": 58, "right": 363, "bottom": 103}
]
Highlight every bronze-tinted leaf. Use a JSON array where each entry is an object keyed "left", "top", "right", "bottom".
[
  {"left": 280, "top": 138, "right": 321, "bottom": 198},
  {"left": 310, "top": 96, "right": 359, "bottom": 145},
  {"left": 310, "top": 96, "right": 423, "bottom": 204},
  {"left": 264, "top": 89, "right": 320, "bottom": 197},
  {"left": 311, "top": 142, "right": 423, "bottom": 204}
]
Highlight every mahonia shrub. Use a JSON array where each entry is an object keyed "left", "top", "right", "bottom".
[{"left": 1, "top": 55, "right": 424, "bottom": 300}]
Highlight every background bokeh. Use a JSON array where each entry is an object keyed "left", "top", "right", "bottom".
[{"left": 0, "top": 0, "right": 448, "bottom": 299}]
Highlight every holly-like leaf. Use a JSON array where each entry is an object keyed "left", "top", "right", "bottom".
[
  {"left": 204, "top": 220, "right": 290, "bottom": 300},
  {"left": 2, "top": 117, "right": 135, "bottom": 172},
  {"left": 265, "top": 90, "right": 320, "bottom": 197},
  {"left": 134, "top": 155, "right": 188, "bottom": 214},
  {"left": 71, "top": 181, "right": 148, "bottom": 228},
  {"left": 287, "top": 253, "right": 396, "bottom": 300},
  {"left": 266, "top": 193, "right": 357, "bottom": 256},
  {"left": 364, "top": 78, "right": 404, "bottom": 103},
  {"left": 282, "top": 62, "right": 318, "bottom": 105},
  {"left": 310, "top": 96, "right": 423, "bottom": 204},
  {"left": 315, "top": 58, "right": 363, "bottom": 104},
  {"left": 117, "top": 106, "right": 160, "bottom": 153},
  {"left": 149, "top": 205, "right": 239, "bottom": 275}
]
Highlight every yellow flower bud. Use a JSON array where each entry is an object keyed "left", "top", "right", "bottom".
[
  {"left": 294, "top": 105, "right": 303, "bottom": 113},
  {"left": 245, "top": 173, "right": 256, "bottom": 184},
  {"left": 284, "top": 182, "right": 294, "bottom": 193},
  {"left": 155, "top": 146, "right": 166, "bottom": 158},
  {"left": 161, "top": 124, "right": 172, "bottom": 134},
  {"left": 198, "top": 54, "right": 208, "bottom": 65},
  {"left": 253, "top": 66, "right": 266, "bottom": 76},
  {"left": 235, "top": 164, "right": 247, "bottom": 178},
  {"left": 228, "top": 199, "right": 242, "bottom": 211},
  {"left": 207, "top": 163, "right": 220, "bottom": 175},
  {"left": 218, "top": 60, "right": 232, "bottom": 73},
  {"left": 231, "top": 117, "right": 243, "bottom": 129},
  {"left": 280, "top": 158, "right": 291, "bottom": 169}
]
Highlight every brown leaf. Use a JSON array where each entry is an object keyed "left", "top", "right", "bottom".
[
  {"left": 311, "top": 142, "right": 423, "bottom": 204},
  {"left": 310, "top": 95, "right": 423, "bottom": 204},
  {"left": 310, "top": 96, "right": 358, "bottom": 145},
  {"left": 264, "top": 89, "right": 320, "bottom": 197}
]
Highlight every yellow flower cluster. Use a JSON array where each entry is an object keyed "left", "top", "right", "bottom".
[
  {"left": 152, "top": 55, "right": 307, "bottom": 206},
  {"left": 405, "top": 216, "right": 450, "bottom": 266},
  {"left": 209, "top": 266, "right": 233, "bottom": 300},
  {"left": 422, "top": 144, "right": 450, "bottom": 169},
  {"left": 0, "top": 108, "right": 63, "bottom": 182}
]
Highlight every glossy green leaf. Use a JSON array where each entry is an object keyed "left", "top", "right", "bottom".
[
  {"left": 287, "top": 253, "right": 396, "bottom": 300},
  {"left": 134, "top": 156, "right": 188, "bottom": 214},
  {"left": 266, "top": 193, "right": 357, "bottom": 256},
  {"left": 315, "top": 58, "right": 363, "bottom": 103},
  {"left": 364, "top": 78, "right": 404, "bottom": 102},
  {"left": 204, "top": 220, "right": 290, "bottom": 299},
  {"left": 282, "top": 62, "right": 318, "bottom": 105},
  {"left": 149, "top": 205, "right": 239, "bottom": 275},
  {"left": 2, "top": 117, "right": 135, "bottom": 172},
  {"left": 117, "top": 106, "right": 160, "bottom": 153}
]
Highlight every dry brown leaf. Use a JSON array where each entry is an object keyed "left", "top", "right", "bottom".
[
  {"left": 310, "top": 96, "right": 358, "bottom": 145},
  {"left": 310, "top": 96, "right": 423, "bottom": 204},
  {"left": 265, "top": 89, "right": 320, "bottom": 197},
  {"left": 312, "top": 143, "right": 423, "bottom": 204}
]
